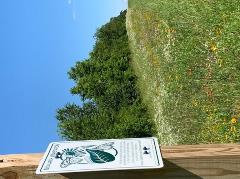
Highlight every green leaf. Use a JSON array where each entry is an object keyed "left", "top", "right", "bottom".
[{"left": 86, "top": 149, "right": 115, "bottom": 163}]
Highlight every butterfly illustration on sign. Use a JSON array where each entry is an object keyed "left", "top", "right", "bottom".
[{"left": 55, "top": 142, "right": 118, "bottom": 168}]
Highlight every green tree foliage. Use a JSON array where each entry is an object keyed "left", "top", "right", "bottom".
[{"left": 56, "top": 11, "right": 155, "bottom": 140}]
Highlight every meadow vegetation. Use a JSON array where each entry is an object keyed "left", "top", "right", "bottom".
[{"left": 127, "top": 0, "right": 240, "bottom": 144}]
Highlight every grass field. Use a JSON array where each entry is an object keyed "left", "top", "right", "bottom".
[{"left": 126, "top": 0, "right": 240, "bottom": 145}]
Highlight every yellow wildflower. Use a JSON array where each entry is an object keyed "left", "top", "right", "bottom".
[
  {"left": 165, "top": 28, "right": 175, "bottom": 33},
  {"left": 210, "top": 43, "right": 217, "bottom": 52},
  {"left": 230, "top": 126, "right": 236, "bottom": 132},
  {"left": 231, "top": 117, "right": 238, "bottom": 124},
  {"left": 170, "top": 28, "right": 176, "bottom": 33}
]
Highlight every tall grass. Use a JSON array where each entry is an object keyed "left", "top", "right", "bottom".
[{"left": 127, "top": 0, "right": 240, "bottom": 145}]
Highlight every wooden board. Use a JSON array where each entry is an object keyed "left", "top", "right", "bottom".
[{"left": 0, "top": 144, "right": 240, "bottom": 179}]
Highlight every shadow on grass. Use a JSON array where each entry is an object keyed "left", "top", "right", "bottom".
[{"left": 61, "top": 159, "right": 202, "bottom": 179}]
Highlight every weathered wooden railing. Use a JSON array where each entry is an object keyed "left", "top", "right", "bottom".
[{"left": 0, "top": 144, "right": 239, "bottom": 179}]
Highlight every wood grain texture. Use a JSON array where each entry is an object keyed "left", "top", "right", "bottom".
[{"left": 0, "top": 144, "right": 239, "bottom": 179}]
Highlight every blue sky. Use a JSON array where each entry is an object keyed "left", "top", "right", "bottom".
[{"left": 0, "top": 0, "right": 127, "bottom": 155}]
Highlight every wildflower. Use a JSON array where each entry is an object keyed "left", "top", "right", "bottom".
[
  {"left": 165, "top": 28, "right": 175, "bottom": 33},
  {"left": 170, "top": 28, "right": 176, "bottom": 33},
  {"left": 230, "top": 126, "right": 236, "bottom": 132},
  {"left": 231, "top": 117, "right": 238, "bottom": 124},
  {"left": 210, "top": 43, "right": 217, "bottom": 52}
]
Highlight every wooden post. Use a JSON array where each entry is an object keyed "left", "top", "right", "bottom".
[{"left": 0, "top": 144, "right": 239, "bottom": 179}]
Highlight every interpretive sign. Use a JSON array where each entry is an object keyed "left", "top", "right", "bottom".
[{"left": 36, "top": 137, "right": 163, "bottom": 174}]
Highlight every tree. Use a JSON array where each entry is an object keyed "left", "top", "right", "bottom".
[{"left": 57, "top": 10, "right": 155, "bottom": 140}]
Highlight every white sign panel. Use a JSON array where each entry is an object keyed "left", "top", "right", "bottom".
[{"left": 36, "top": 137, "right": 163, "bottom": 174}]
